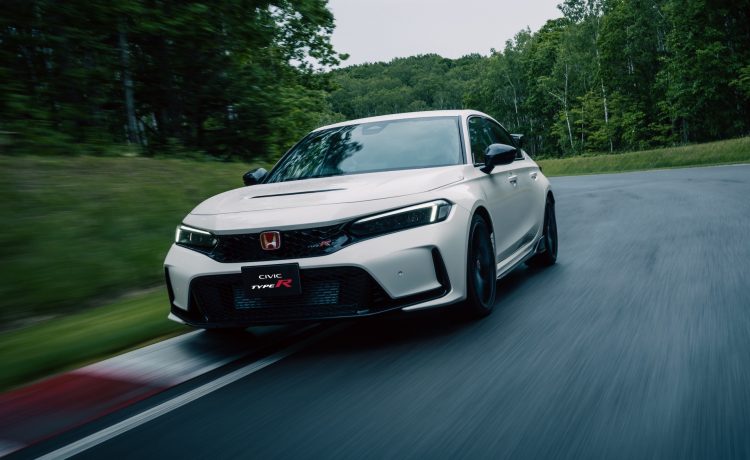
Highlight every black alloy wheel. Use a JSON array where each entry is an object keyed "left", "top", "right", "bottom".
[{"left": 465, "top": 214, "right": 497, "bottom": 317}]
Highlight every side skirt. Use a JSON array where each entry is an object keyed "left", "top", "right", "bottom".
[{"left": 495, "top": 235, "right": 543, "bottom": 280}]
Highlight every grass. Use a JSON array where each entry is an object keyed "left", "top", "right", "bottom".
[
  {"left": 536, "top": 137, "right": 750, "bottom": 177},
  {"left": 0, "top": 155, "right": 265, "bottom": 324},
  {"left": 0, "top": 289, "right": 187, "bottom": 391},
  {"left": 1, "top": 138, "right": 748, "bottom": 392}
]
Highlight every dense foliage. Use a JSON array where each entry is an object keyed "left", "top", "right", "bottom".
[
  {"left": 0, "top": 0, "right": 342, "bottom": 161},
  {"left": 1, "top": 0, "right": 748, "bottom": 160},
  {"left": 329, "top": 0, "right": 750, "bottom": 156}
]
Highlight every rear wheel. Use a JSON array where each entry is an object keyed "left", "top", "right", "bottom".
[
  {"left": 465, "top": 215, "right": 497, "bottom": 318},
  {"left": 527, "top": 196, "right": 558, "bottom": 268}
]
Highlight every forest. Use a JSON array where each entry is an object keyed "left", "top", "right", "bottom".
[{"left": 2, "top": 0, "right": 749, "bottom": 160}]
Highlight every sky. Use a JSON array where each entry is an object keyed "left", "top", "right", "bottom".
[{"left": 327, "top": 0, "right": 564, "bottom": 67}]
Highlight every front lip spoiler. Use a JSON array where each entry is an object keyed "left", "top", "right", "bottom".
[{"left": 169, "top": 302, "right": 410, "bottom": 328}]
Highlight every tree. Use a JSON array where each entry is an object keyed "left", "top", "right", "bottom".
[
  {"left": 0, "top": 0, "right": 342, "bottom": 160},
  {"left": 3, "top": 0, "right": 749, "bottom": 161},
  {"left": 658, "top": 0, "right": 750, "bottom": 142}
]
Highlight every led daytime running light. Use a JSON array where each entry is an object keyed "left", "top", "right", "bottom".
[
  {"left": 350, "top": 200, "right": 452, "bottom": 237},
  {"left": 175, "top": 224, "right": 218, "bottom": 249}
]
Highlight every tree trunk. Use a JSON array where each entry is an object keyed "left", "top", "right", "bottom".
[
  {"left": 601, "top": 79, "right": 613, "bottom": 152},
  {"left": 506, "top": 73, "right": 520, "bottom": 129},
  {"left": 564, "top": 64, "right": 574, "bottom": 151},
  {"left": 118, "top": 22, "right": 140, "bottom": 146},
  {"left": 593, "top": 19, "right": 613, "bottom": 152}
]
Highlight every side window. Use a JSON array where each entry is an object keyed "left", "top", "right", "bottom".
[
  {"left": 486, "top": 120, "right": 523, "bottom": 160},
  {"left": 468, "top": 117, "right": 492, "bottom": 164}
]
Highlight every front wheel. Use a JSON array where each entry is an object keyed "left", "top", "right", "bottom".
[
  {"left": 526, "top": 196, "right": 558, "bottom": 268},
  {"left": 465, "top": 215, "right": 497, "bottom": 318}
]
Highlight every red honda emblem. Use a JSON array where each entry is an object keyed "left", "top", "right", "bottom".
[{"left": 260, "top": 231, "right": 281, "bottom": 251}]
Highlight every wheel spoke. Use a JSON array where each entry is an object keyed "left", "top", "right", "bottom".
[
  {"left": 475, "top": 235, "right": 492, "bottom": 302},
  {"left": 467, "top": 217, "right": 497, "bottom": 314}
]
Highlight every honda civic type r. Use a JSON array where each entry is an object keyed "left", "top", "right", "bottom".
[{"left": 164, "top": 110, "right": 558, "bottom": 328}]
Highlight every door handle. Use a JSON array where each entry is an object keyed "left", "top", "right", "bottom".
[
  {"left": 530, "top": 172, "right": 538, "bottom": 180},
  {"left": 508, "top": 174, "right": 518, "bottom": 184}
]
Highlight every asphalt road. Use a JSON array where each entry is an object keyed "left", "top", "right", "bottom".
[{"left": 25, "top": 165, "right": 750, "bottom": 459}]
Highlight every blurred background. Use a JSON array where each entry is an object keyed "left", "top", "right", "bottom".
[{"left": 1, "top": 0, "right": 749, "bottom": 391}]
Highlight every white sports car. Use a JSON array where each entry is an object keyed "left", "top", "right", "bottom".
[{"left": 164, "top": 110, "right": 557, "bottom": 328}]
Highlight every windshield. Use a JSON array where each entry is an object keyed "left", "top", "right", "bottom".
[{"left": 266, "top": 116, "right": 462, "bottom": 183}]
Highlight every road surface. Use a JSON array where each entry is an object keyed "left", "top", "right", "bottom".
[{"left": 15, "top": 164, "right": 750, "bottom": 459}]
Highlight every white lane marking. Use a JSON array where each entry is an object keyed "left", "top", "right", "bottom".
[{"left": 37, "top": 324, "right": 343, "bottom": 460}]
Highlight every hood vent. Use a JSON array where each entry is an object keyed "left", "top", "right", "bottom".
[{"left": 251, "top": 188, "right": 345, "bottom": 199}]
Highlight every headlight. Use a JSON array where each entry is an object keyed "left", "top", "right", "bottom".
[
  {"left": 349, "top": 200, "right": 452, "bottom": 237},
  {"left": 175, "top": 224, "right": 217, "bottom": 250}
]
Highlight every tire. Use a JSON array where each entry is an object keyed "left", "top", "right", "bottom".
[
  {"left": 526, "top": 196, "right": 558, "bottom": 268},
  {"left": 465, "top": 214, "right": 497, "bottom": 318}
]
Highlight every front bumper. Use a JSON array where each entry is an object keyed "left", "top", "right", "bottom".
[{"left": 164, "top": 205, "right": 470, "bottom": 326}]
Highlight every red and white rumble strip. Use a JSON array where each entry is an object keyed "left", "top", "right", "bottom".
[{"left": 0, "top": 327, "right": 288, "bottom": 457}]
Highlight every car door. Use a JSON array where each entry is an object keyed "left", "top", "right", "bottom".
[
  {"left": 467, "top": 116, "right": 523, "bottom": 263},
  {"left": 484, "top": 119, "right": 541, "bottom": 252}
]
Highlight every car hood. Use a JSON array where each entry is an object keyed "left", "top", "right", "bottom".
[{"left": 190, "top": 166, "right": 465, "bottom": 216}]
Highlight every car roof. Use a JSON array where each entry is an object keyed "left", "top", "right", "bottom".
[{"left": 314, "top": 110, "right": 488, "bottom": 132}]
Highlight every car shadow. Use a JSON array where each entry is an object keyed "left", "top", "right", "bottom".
[
  {"left": 307, "top": 263, "right": 547, "bottom": 353},
  {"left": 178, "top": 324, "right": 299, "bottom": 357}
]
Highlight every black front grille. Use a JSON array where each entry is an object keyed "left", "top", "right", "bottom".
[
  {"left": 183, "top": 224, "right": 352, "bottom": 263},
  {"left": 185, "top": 266, "right": 443, "bottom": 325}
]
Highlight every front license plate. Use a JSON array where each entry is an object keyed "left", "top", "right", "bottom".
[{"left": 242, "top": 263, "right": 302, "bottom": 297}]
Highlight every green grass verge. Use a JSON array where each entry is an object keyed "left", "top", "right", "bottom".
[
  {"left": 537, "top": 137, "right": 750, "bottom": 176},
  {"left": 0, "top": 289, "right": 187, "bottom": 392},
  {"left": 0, "top": 155, "right": 266, "bottom": 323}
]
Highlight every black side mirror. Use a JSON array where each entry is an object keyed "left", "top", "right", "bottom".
[
  {"left": 511, "top": 134, "right": 524, "bottom": 148},
  {"left": 481, "top": 144, "right": 517, "bottom": 174},
  {"left": 243, "top": 167, "right": 268, "bottom": 186}
]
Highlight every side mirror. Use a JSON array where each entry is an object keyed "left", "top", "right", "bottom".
[
  {"left": 480, "top": 144, "right": 517, "bottom": 174},
  {"left": 511, "top": 134, "right": 524, "bottom": 148},
  {"left": 243, "top": 167, "right": 268, "bottom": 186}
]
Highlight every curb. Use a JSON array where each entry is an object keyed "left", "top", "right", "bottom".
[{"left": 0, "top": 327, "right": 284, "bottom": 457}]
